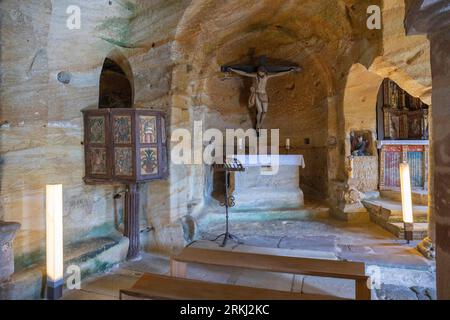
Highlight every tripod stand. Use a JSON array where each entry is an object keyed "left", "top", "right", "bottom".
[{"left": 213, "top": 159, "right": 245, "bottom": 247}]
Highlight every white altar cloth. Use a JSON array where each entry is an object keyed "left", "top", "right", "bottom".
[
  {"left": 233, "top": 154, "right": 305, "bottom": 168},
  {"left": 228, "top": 154, "right": 305, "bottom": 210}
]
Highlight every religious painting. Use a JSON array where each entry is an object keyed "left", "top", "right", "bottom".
[
  {"left": 380, "top": 79, "right": 429, "bottom": 140},
  {"left": 113, "top": 115, "right": 132, "bottom": 144},
  {"left": 140, "top": 147, "right": 158, "bottom": 175},
  {"left": 389, "top": 115, "right": 400, "bottom": 140},
  {"left": 350, "top": 131, "right": 372, "bottom": 156},
  {"left": 89, "top": 148, "right": 107, "bottom": 175},
  {"left": 114, "top": 147, "right": 133, "bottom": 176},
  {"left": 408, "top": 113, "right": 426, "bottom": 140},
  {"left": 88, "top": 116, "right": 105, "bottom": 144},
  {"left": 139, "top": 116, "right": 157, "bottom": 144},
  {"left": 409, "top": 117, "right": 422, "bottom": 139}
]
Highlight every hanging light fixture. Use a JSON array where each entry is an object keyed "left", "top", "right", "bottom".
[
  {"left": 46, "top": 184, "right": 64, "bottom": 300},
  {"left": 399, "top": 162, "right": 414, "bottom": 243}
]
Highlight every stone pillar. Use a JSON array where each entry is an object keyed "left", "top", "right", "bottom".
[
  {"left": 418, "top": 104, "right": 435, "bottom": 259},
  {"left": 405, "top": 0, "right": 450, "bottom": 299},
  {"left": 429, "top": 30, "right": 450, "bottom": 300},
  {"left": 0, "top": 222, "right": 21, "bottom": 282}
]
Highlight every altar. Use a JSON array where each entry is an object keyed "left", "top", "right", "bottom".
[{"left": 229, "top": 154, "right": 305, "bottom": 211}]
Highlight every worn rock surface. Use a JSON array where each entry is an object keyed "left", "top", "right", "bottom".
[
  {"left": 0, "top": 222, "right": 21, "bottom": 281},
  {"left": 0, "top": 0, "right": 432, "bottom": 272},
  {"left": 405, "top": 0, "right": 450, "bottom": 298},
  {"left": 0, "top": 234, "right": 128, "bottom": 299},
  {"left": 376, "top": 284, "right": 436, "bottom": 300}
]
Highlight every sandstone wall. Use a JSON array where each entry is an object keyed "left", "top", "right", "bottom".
[
  {"left": 1, "top": 0, "right": 54, "bottom": 269},
  {"left": 0, "top": 0, "right": 146, "bottom": 269},
  {"left": 336, "top": 0, "right": 432, "bottom": 197},
  {"left": 0, "top": 0, "right": 194, "bottom": 262},
  {"left": 172, "top": 0, "right": 384, "bottom": 199},
  {"left": 371, "top": 0, "right": 432, "bottom": 104},
  {"left": 0, "top": 0, "right": 434, "bottom": 268}
]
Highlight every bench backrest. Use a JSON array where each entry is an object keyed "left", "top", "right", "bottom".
[{"left": 173, "top": 247, "right": 367, "bottom": 280}]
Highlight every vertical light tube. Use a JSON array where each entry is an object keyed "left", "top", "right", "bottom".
[
  {"left": 46, "top": 184, "right": 63, "bottom": 299},
  {"left": 399, "top": 162, "right": 414, "bottom": 224}
]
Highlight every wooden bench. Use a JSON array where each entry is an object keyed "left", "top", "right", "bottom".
[
  {"left": 119, "top": 273, "right": 344, "bottom": 300},
  {"left": 170, "top": 247, "right": 371, "bottom": 300}
]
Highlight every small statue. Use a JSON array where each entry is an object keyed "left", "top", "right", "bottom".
[{"left": 351, "top": 132, "right": 368, "bottom": 156}]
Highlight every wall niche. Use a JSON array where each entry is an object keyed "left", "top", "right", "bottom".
[
  {"left": 99, "top": 58, "right": 133, "bottom": 109},
  {"left": 348, "top": 130, "right": 378, "bottom": 192}
]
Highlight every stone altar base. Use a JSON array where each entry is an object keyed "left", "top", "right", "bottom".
[
  {"left": 0, "top": 222, "right": 21, "bottom": 282},
  {"left": 230, "top": 155, "right": 305, "bottom": 211}
]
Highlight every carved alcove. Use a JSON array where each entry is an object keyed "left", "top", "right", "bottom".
[
  {"left": 376, "top": 79, "right": 429, "bottom": 191},
  {"left": 99, "top": 58, "right": 133, "bottom": 109},
  {"left": 82, "top": 53, "right": 168, "bottom": 260},
  {"left": 348, "top": 130, "right": 378, "bottom": 192}
]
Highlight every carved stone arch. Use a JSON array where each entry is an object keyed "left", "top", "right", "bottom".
[{"left": 99, "top": 49, "right": 135, "bottom": 108}]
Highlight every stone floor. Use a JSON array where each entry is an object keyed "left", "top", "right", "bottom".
[{"left": 62, "top": 204, "right": 436, "bottom": 300}]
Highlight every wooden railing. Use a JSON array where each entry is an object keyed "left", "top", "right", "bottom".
[{"left": 378, "top": 140, "right": 429, "bottom": 191}]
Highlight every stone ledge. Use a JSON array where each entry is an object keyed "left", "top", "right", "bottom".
[
  {"left": 0, "top": 221, "right": 21, "bottom": 282},
  {"left": 0, "top": 235, "right": 128, "bottom": 300},
  {"left": 362, "top": 198, "right": 429, "bottom": 239},
  {"left": 330, "top": 204, "right": 370, "bottom": 223},
  {"left": 201, "top": 208, "right": 330, "bottom": 224}
]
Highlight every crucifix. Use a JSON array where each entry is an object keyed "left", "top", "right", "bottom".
[{"left": 221, "top": 56, "right": 302, "bottom": 132}]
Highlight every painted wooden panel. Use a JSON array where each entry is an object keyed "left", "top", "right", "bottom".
[
  {"left": 114, "top": 147, "right": 133, "bottom": 176},
  {"left": 140, "top": 147, "right": 158, "bottom": 175},
  {"left": 380, "top": 143, "right": 428, "bottom": 191},
  {"left": 82, "top": 108, "right": 168, "bottom": 184},
  {"left": 407, "top": 151, "right": 424, "bottom": 188},
  {"left": 113, "top": 115, "right": 132, "bottom": 144},
  {"left": 384, "top": 149, "right": 401, "bottom": 188}
]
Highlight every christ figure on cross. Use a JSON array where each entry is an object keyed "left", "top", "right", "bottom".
[{"left": 223, "top": 63, "right": 301, "bottom": 132}]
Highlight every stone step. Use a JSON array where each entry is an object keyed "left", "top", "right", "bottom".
[
  {"left": 368, "top": 211, "right": 428, "bottom": 240},
  {"left": 209, "top": 208, "right": 330, "bottom": 223},
  {"left": 0, "top": 234, "right": 129, "bottom": 300},
  {"left": 362, "top": 191, "right": 381, "bottom": 200},
  {"left": 363, "top": 198, "right": 428, "bottom": 221},
  {"left": 385, "top": 223, "right": 428, "bottom": 240},
  {"left": 380, "top": 190, "right": 428, "bottom": 206},
  {"left": 362, "top": 198, "right": 428, "bottom": 239}
]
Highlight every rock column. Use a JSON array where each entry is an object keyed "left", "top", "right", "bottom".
[{"left": 405, "top": 0, "right": 450, "bottom": 299}]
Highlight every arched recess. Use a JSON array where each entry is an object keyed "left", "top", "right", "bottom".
[
  {"left": 343, "top": 64, "right": 384, "bottom": 158},
  {"left": 342, "top": 63, "right": 384, "bottom": 193},
  {"left": 99, "top": 49, "right": 135, "bottom": 108},
  {"left": 170, "top": 0, "right": 365, "bottom": 202},
  {"left": 342, "top": 62, "right": 431, "bottom": 193}
]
